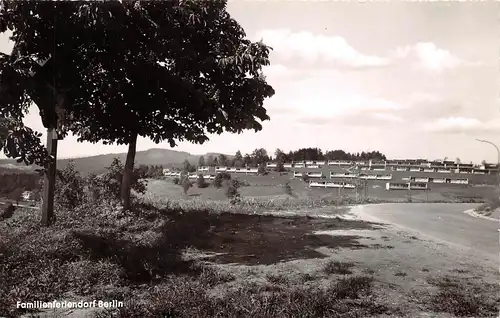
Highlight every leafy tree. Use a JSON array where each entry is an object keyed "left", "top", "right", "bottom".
[
  {"left": 182, "top": 159, "right": 192, "bottom": 173},
  {"left": 233, "top": 150, "right": 243, "bottom": 167},
  {"left": 235, "top": 150, "right": 243, "bottom": 162},
  {"left": 213, "top": 171, "right": 231, "bottom": 189},
  {"left": 198, "top": 156, "right": 205, "bottom": 167},
  {"left": 206, "top": 155, "right": 215, "bottom": 166},
  {"left": 218, "top": 154, "right": 228, "bottom": 167},
  {"left": 243, "top": 154, "right": 252, "bottom": 167},
  {"left": 0, "top": 1, "right": 275, "bottom": 213},
  {"left": 275, "top": 161, "right": 284, "bottom": 172},
  {"left": 251, "top": 148, "right": 269, "bottom": 166},
  {"left": 274, "top": 148, "right": 285, "bottom": 163},
  {"left": 69, "top": 1, "right": 274, "bottom": 210}
]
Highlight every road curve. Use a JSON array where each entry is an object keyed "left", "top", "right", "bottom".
[{"left": 349, "top": 203, "right": 499, "bottom": 268}]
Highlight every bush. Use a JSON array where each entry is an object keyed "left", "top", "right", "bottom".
[
  {"left": 257, "top": 164, "right": 267, "bottom": 175},
  {"left": 275, "top": 162, "right": 285, "bottom": 172},
  {"left": 99, "top": 158, "right": 148, "bottom": 201},
  {"left": 182, "top": 178, "right": 193, "bottom": 195},
  {"left": 55, "top": 161, "right": 85, "bottom": 210},
  {"left": 213, "top": 172, "right": 231, "bottom": 189},
  {"left": 301, "top": 173, "right": 310, "bottom": 183},
  {"left": 64, "top": 158, "right": 148, "bottom": 208},
  {"left": 196, "top": 174, "right": 208, "bottom": 188},
  {"left": 173, "top": 177, "right": 180, "bottom": 185},
  {"left": 284, "top": 182, "right": 293, "bottom": 196},
  {"left": 226, "top": 179, "right": 240, "bottom": 199}
]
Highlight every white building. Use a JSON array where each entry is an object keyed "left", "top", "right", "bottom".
[
  {"left": 215, "top": 166, "right": 228, "bottom": 172},
  {"left": 376, "top": 174, "right": 392, "bottom": 180},
  {"left": 330, "top": 172, "right": 357, "bottom": 178}
]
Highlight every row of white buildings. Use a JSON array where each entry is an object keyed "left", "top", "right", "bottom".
[
  {"left": 308, "top": 180, "right": 431, "bottom": 191},
  {"left": 264, "top": 159, "right": 497, "bottom": 175}
]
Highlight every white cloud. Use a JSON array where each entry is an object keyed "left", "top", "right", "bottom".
[
  {"left": 288, "top": 94, "right": 402, "bottom": 119},
  {"left": 255, "top": 29, "right": 389, "bottom": 69},
  {"left": 393, "top": 42, "right": 479, "bottom": 72},
  {"left": 371, "top": 113, "right": 404, "bottom": 123},
  {"left": 424, "top": 116, "right": 500, "bottom": 134}
]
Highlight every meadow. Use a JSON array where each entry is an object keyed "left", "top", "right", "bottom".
[{"left": 147, "top": 170, "right": 494, "bottom": 205}]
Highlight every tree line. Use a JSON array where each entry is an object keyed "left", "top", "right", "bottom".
[{"left": 196, "top": 148, "right": 387, "bottom": 168}]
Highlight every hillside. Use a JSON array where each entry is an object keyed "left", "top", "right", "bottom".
[{"left": 0, "top": 148, "right": 234, "bottom": 175}]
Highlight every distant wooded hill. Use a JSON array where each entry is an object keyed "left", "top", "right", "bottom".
[{"left": 0, "top": 148, "right": 233, "bottom": 175}]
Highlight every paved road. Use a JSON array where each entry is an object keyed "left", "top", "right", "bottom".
[{"left": 350, "top": 203, "right": 499, "bottom": 267}]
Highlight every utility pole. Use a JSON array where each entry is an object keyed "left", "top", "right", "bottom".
[
  {"left": 41, "top": 128, "right": 58, "bottom": 225},
  {"left": 28, "top": 54, "right": 61, "bottom": 226}
]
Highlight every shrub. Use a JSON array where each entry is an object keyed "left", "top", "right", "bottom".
[
  {"left": 196, "top": 174, "right": 209, "bottom": 188},
  {"left": 55, "top": 161, "right": 85, "bottom": 210},
  {"left": 75, "top": 158, "right": 148, "bottom": 207},
  {"left": 182, "top": 178, "right": 193, "bottom": 195},
  {"left": 213, "top": 172, "right": 231, "bottom": 189},
  {"left": 284, "top": 182, "right": 293, "bottom": 196},
  {"left": 301, "top": 173, "right": 310, "bottom": 183},
  {"left": 99, "top": 158, "right": 148, "bottom": 201},
  {"left": 257, "top": 164, "right": 267, "bottom": 175},
  {"left": 275, "top": 162, "right": 285, "bottom": 172},
  {"left": 172, "top": 177, "right": 180, "bottom": 185},
  {"left": 226, "top": 179, "right": 240, "bottom": 199}
]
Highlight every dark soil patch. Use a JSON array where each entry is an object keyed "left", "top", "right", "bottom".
[{"left": 177, "top": 212, "right": 382, "bottom": 265}]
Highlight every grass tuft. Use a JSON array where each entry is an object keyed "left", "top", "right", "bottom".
[{"left": 323, "top": 260, "right": 355, "bottom": 275}]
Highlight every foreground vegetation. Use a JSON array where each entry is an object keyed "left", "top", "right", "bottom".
[{"left": 2, "top": 162, "right": 498, "bottom": 317}]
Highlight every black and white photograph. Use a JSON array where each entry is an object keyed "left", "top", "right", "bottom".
[{"left": 0, "top": 1, "right": 499, "bottom": 317}]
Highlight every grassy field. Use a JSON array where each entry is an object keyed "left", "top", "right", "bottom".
[{"left": 148, "top": 171, "right": 495, "bottom": 204}]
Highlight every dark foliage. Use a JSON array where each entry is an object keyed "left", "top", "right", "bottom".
[{"left": 213, "top": 171, "right": 231, "bottom": 189}]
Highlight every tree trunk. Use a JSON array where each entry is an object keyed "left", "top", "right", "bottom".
[{"left": 120, "top": 133, "right": 138, "bottom": 210}]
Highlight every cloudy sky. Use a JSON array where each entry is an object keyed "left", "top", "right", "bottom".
[{"left": 1, "top": 2, "right": 499, "bottom": 163}]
